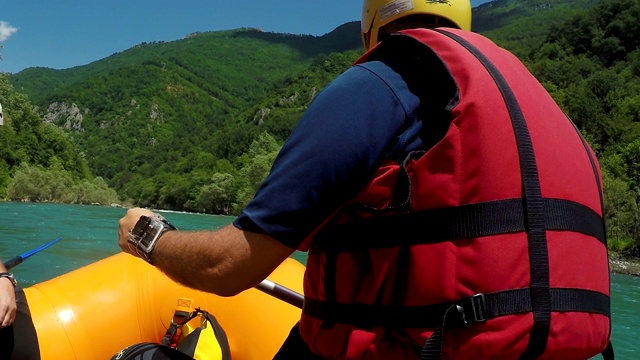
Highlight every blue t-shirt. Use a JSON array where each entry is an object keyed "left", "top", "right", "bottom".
[{"left": 233, "top": 60, "right": 427, "bottom": 249}]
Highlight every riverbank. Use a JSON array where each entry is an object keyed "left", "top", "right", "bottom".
[{"left": 610, "top": 255, "right": 640, "bottom": 277}]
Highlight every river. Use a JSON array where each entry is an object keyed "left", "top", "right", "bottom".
[{"left": 1, "top": 202, "right": 638, "bottom": 358}]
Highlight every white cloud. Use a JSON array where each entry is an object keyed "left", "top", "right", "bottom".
[{"left": 0, "top": 21, "right": 18, "bottom": 42}]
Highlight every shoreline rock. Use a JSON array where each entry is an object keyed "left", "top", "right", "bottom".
[{"left": 609, "top": 256, "right": 640, "bottom": 277}]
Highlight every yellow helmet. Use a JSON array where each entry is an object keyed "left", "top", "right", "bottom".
[{"left": 361, "top": 0, "right": 472, "bottom": 50}]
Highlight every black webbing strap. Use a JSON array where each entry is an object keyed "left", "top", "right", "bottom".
[
  {"left": 321, "top": 250, "right": 338, "bottom": 329},
  {"left": 420, "top": 304, "right": 459, "bottom": 360},
  {"left": 602, "top": 341, "right": 614, "bottom": 360},
  {"left": 161, "top": 321, "right": 181, "bottom": 347},
  {"left": 161, "top": 310, "right": 190, "bottom": 346},
  {"left": 315, "top": 198, "right": 604, "bottom": 252},
  {"left": 433, "top": 29, "right": 550, "bottom": 359},
  {"left": 302, "top": 288, "right": 610, "bottom": 328},
  {"left": 198, "top": 309, "right": 232, "bottom": 360}
]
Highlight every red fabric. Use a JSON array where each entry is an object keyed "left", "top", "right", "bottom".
[{"left": 300, "top": 28, "right": 610, "bottom": 359}]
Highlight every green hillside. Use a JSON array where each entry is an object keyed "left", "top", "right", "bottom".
[
  {"left": 0, "top": 75, "right": 118, "bottom": 205},
  {"left": 473, "top": 0, "right": 599, "bottom": 57},
  {"left": 6, "top": 22, "right": 363, "bottom": 212},
  {"left": 10, "top": 23, "right": 361, "bottom": 104}
]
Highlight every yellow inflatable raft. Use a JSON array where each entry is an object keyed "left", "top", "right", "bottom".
[{"left": 24, "top": 252, "right": 305, "bottom": 359}]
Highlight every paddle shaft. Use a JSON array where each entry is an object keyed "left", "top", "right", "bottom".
[
  {"left": 2, "top": 237, "right": 63, "bottom": 271},
  {"left": 255, "top": 279, "right": 304, "bottom": 309},
  {"left": 3, "top": 256, "right": 24, "bottom": 271}
]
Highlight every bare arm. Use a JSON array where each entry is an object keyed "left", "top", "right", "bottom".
[{"left": 118, "top": 208, "right": 295, "bottom": 296}]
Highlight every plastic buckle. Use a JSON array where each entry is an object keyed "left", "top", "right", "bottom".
[{"left": 459, "top": 293, "right": 487, "bottom": 324}]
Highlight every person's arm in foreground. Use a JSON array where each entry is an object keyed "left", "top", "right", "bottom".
[
  {"left": 0, "top": 261, "right": 17, "bottom": 328},
  {"left": 118, "top": 208, "right": 294, "bottom": 297}
]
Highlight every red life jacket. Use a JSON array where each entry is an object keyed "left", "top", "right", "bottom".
[{"left": 299, "top": 28, "right": 611, "bottom": 360}]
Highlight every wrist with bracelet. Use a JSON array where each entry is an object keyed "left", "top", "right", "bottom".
[
  {"left": 0, "top": 272, "right": 17, "bottom": 287},
  {"left": 127, "top": 213, "right": 176, "bottom": 264}
]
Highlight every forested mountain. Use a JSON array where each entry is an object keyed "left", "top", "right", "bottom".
[
  {"left": 0, "top": 75, "right": 119, "bottom": 205},
  {"left": 10, "top": 22, "right": 362, "bottom": 104},
  {"left": 4, "top": 21, "right": 364, "bottom": 212},
  {"left": 472, "top": 0, "right": 600, "bottom": 57},
  {"left": 3, "top": 0, "right": 640, "bottom": 255}
]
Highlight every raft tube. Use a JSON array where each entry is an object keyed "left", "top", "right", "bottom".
[{"left": 24, "top": 252, "right": 304, "bottom": 359}]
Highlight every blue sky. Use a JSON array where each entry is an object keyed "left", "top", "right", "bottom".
[{"left": 0, "top": 0, "right": 492, "bottom": 74}]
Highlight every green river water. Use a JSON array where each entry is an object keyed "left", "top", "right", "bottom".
[{"left": 1, "top": 202, "right": 638, "bottom": 358}]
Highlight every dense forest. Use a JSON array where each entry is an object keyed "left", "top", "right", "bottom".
[
  {"left": 2, "top": 0, "right": 640, "bottom": 257},
  {"left": 0, "top": 76, "right": 120, "bottom": 205}
]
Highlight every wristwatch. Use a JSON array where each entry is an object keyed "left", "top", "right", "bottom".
[
  {"left": 128, "top": 214, "right": 176, "bottom": 264},
  {"left": 0, "top": 272, "right": 17, "bottom": 287}
]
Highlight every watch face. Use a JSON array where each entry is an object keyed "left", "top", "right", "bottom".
[
  {"left": 131, "top": 216, "right": 153, "bottom": 250},
  {"left": 129, "top": 215, "right": 173, "bottom": 262}
]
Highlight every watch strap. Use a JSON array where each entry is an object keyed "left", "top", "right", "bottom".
[{"left": 0, "top": 272, "right": 17, "bottom": 287}]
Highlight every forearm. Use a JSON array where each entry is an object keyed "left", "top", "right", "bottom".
[
  {"left": 148, "top": 224, "right": 294, "bottom": 296},
  {"left": 0, "top": 259, "right": 17, "bottom": 328}
]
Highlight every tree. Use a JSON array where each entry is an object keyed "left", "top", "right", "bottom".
[
  {"left": 234, "top": 132, "right": 282, "bottom": 213},
  {"left": 603, "top": 169, "right": 640, "bottom": 255},
  {"left": 197, "top": 172, "right": 237, "bottom": 215}
]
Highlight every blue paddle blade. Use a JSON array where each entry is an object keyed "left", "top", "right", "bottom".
[
  {"left": 3, "top": 237, "right": 63, "bottom": 270},
  {"left": 21, "top": 237, "right": 63, "bottom": 259}
]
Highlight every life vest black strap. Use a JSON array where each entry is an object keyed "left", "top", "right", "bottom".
[
  {"left": 434, "top": 28, "right": 552, "bottom": 359},
  {"left": 302, "top": 287, "right": 610, "bottom": 329},
  {"left": 420, "top": 304, "right": 457, "bottom": 360},
  {"left": 420, "top": 301, "right": 614, "bottom": 360},
  {"left": 602, "top": 341, "right": 615, "bottom": 360},
  {"left": 315, "top": 197, "right": 604, "bottom": 252},
  {"left": 419, "top": 288, "right": 612, "bottom": 360},
  {"left": 321, "top": 250, "right": 338, "bottom": 329}
]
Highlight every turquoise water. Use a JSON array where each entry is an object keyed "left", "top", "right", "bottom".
[
  {"left": 610, "top": 273, "right": 640, "bottom": 359},
  {"left": 1, "top": 202, "right": 638, "bottom": 358},
  {"left": 0, "top": 202, "right": 238, "bottom": 285}
]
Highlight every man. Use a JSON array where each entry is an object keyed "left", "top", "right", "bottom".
[{"left": 119, "top": 0, "right": 612, "bottom": 358}]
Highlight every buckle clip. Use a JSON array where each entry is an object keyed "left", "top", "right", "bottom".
[{"left": 458, "top": 293, "right": 486, "bottom": 324}]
